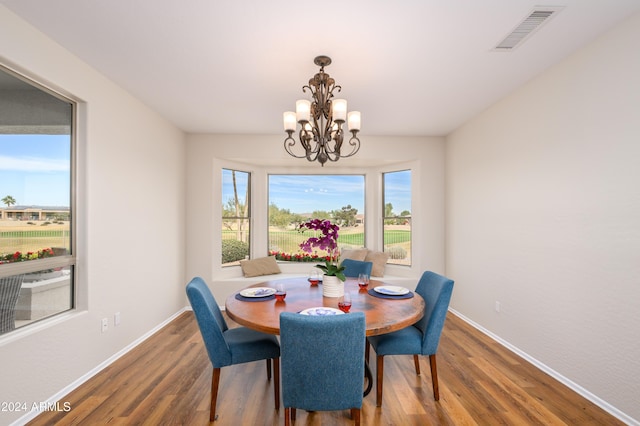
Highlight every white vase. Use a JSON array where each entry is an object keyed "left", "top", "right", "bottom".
[{"left": 322, "top": 275, "right": 344, "bottom": 297}]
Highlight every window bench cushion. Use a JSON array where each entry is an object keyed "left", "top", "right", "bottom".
[
  {"left": 364, "top": 250, "right": 390, "bottom": 277},
  {"left": 341, "top": 248, "right": 390, "bottom": 277},
  {"left": 341, "top": 248, "right": 369, "bottom": 261},
  {"left": 239, "top": 256, "right": 281, "bottom": 277}
]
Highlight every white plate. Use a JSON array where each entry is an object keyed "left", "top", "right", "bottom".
[
  {"left": 299, "top": 307, "right": 344, "bottom": 316},
  {"left": 240, "top": 287, "right": 276, "bottom": 298},
  {"left": 373, "top": 285, "right": 410, "bottom": 296}
]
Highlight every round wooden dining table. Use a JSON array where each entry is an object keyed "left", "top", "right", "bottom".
[
  {"left": 224, "top": 276, "right": 425, "bottom": 337},
  {"left": 225, "top": 276, "right": 424, "bottom": 396}
]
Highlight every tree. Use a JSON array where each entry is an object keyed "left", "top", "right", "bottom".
[
  {"left": 384, "top": 202, "right": 395, "bottom": 225},
  {"left": 384, "top": 203, "right": 393, "bottom": 217},
  {"left": 2, "top": 195, "right": 16, "bottom": 208},
  {"left": 221, "top": 171, "right": 249, "bottom": 241},
  {"left": 268, "top": 203, "right": 306, "bottom": 228},
  {"left": 269, "top": 203, "right": 293, "bottom": 227},
  {"left": 311, "top": 210, "right": 331, "bottom": 220},
  {"left": 332, "top": 204, "right": 358, "bottom": 227},
  {"left": 222, "top": 198, "right": 246, "bottom": 230}
]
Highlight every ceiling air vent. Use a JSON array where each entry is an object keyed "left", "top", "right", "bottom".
[{"left": 494, "top": 7, "right": 563, "bottom": 51}]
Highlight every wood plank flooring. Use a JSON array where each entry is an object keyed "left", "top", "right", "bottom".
[{"left": 27, "top": 311, "right": 623, "bottom": 425}]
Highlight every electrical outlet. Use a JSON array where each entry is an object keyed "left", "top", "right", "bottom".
[
  {"left": 101, "top": 318, "right": 108, "bottom": 333},
  {"left": 114, "top": 312, "right": 121, "bottom": 326},
  {"left": 495, "top": 301, "right": 501, "bottom": 313}
]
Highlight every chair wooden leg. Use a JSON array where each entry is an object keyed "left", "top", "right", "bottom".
[
  {"left": 376, "top": 355, "right": 384, "bottom": 407},
  {"left": 351, "top": 408, "right": 361, "bottom": 425},
  {"left": 365, "top": 339, "right": 370, "bottom": 362},
  {"left": 292, "top": 408, "right": 296, "bottom": 421},
  {"left": 429, "top": 354, "right": 440, "bottom": 401},
  {"left": 267, "top": 358, "right": 272, "bottom": 380},
  {"left": 284, "top": 407, "right": 291, "bottom": 426},
  {"left": 273, "top": 357, "right": 280, "bottom": 410},
  {"left": 210, "top": 367, "right": 221, "bottom": 421},
  {"left": 413, "top": 354, "right": 421, "bottom": 375}
]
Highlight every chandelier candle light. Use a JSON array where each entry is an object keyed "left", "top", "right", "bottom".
[{"left": 283, "top": 56, "right": 361, "bottom": 166}]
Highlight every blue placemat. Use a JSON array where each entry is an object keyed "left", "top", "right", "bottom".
[
  {"left": 367, "top": 288, "right": 414, "bottom": 299},
  {"left": 235, "top": 293, "right": 275, "bottom": 302}
]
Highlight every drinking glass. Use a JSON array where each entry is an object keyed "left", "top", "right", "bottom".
[
  {"left": 338, "top": 292, "right": 352, "bottom": 313},
  {"left": 275, "top": 283, "right": 287, "bottom": 302},
  {"left": 308, "top": 269, "right": 321, "bottom": 286},
  {"left": 358, "top": 273, "right": 369, "bottom": 290}
]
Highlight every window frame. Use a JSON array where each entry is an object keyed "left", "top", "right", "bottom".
[
  {"left": 221, "top": 168, "right": 252, "bottom": 267},
  {"left": 266, "top": 173, "right": 366, "bottom": 260},
  {"left": 382, "top": 169, "right": 412, "bottom": 266},
  {"left": 0, "top": 63, "right": 77, "bottom": 333}
]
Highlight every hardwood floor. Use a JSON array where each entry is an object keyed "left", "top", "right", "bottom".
[{"left": 27, "top": 311, "right": 622, "bottom": 425}]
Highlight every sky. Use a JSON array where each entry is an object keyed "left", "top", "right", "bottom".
[
  {"left": 0, "top": 134, "right": 71, "bottom": 207},
  {"left": 222, "top": 171, "right": 411, "bottom": 215},
  {"left": 269, "top": 174, "right": 366, "bottom": 214},
  {"left": 383, "top": 170, "right": 412, "bottom": 214},
  {"left": 1, "top": 144, "right": 410, "bottom": 213}
]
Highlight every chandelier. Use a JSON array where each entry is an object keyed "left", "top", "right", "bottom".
[{"left": 283, "top": 56, "right": 361, "bottom": 166}]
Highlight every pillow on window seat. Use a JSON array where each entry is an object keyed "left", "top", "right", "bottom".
[
  {"left": 364, "top": 250, "right": 390, "bottom": 277},
  {"left": 240, "top": 256, "right": 282, "bottom": 277},
  {"left": 341, "top": 248, "right": 369, "bottom": 262}
]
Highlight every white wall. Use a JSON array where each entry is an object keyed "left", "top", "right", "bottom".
[
  {"left": 6, "top": 1, "right": 637, "bottom": 423},
  {"left": 0, "top": 7, "right": 187, "bottom": 425},
  {"left": 186, "top": 133, "right": 446, "bottom": 302},
  {"left": 446, "top": 12, "right": 640, "bottom": 423}
]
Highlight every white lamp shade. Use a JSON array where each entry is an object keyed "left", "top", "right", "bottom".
[
  {"left": 332, "top": 99, "right": 347, "bottom": 121},
  {"left": 283, "top": 111, "right": 296, "bottom": 131},
  {"left": 296, "top": 100, "right": 311, "bottom": 122},
  {"left": 348, "top": 111, "right": 361, "bottom": 131}
]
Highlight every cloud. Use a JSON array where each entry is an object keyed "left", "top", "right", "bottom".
[{"left": 0, "top": 155, "right": 69, "bottom": 172}]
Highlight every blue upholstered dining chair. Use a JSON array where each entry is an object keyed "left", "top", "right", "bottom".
[
  {"left": 280, "top": 311, "right": 366, "bottom": 426},
  {"left": 366, "top": 271, "right": 454, "bottom": 407},
  {"left": 341, "top": 258, "right": 373, "bottom": 278},
  {"left": 186, "top": 277, "right": 281, "bottom": 422}
]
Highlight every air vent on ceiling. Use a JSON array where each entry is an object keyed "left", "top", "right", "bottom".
[{"left": 493, "top": 6, "right": 563, "bottom": 51}]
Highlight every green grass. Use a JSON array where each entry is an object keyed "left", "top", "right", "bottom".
[
  {"left": 0, "top": 230, "right": 71, "bottom": 254},
  {"left": 3, "top": 227, "right": 410, "bottom": 257},
  {"left": 383, "top": 230, "right": 411, "bottom": 244},
  {"left": 222, "top": 228, "right": 410, "bottom": 255},
  {"left": 267, "top": 229, "right": 366, "bottom": 252}
]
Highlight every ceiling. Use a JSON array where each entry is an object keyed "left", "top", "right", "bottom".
[{"left": 2, "top": 0, "right": 640, "bottom": 137}]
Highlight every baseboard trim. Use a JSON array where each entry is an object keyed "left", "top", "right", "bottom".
[
  {"left": 11, "top": 306, "right": 636, "bottom": 426},
  {"left": 449, "top": 308, "right": 638, "bottom": 426},
  {"left": 11, "top": 307, "right": 189, "bottom": 426}
]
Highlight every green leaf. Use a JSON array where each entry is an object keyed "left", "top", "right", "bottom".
[{"left": 316, "top": 264, "right": 329, "bottom": 273}]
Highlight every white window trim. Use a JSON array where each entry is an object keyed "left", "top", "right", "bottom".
[
  {"left": 211, "top": 159, "right": 420, "bottom": 279},
  {"left": 0, "top": 61, "right": 81, "bottom": 339}
]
